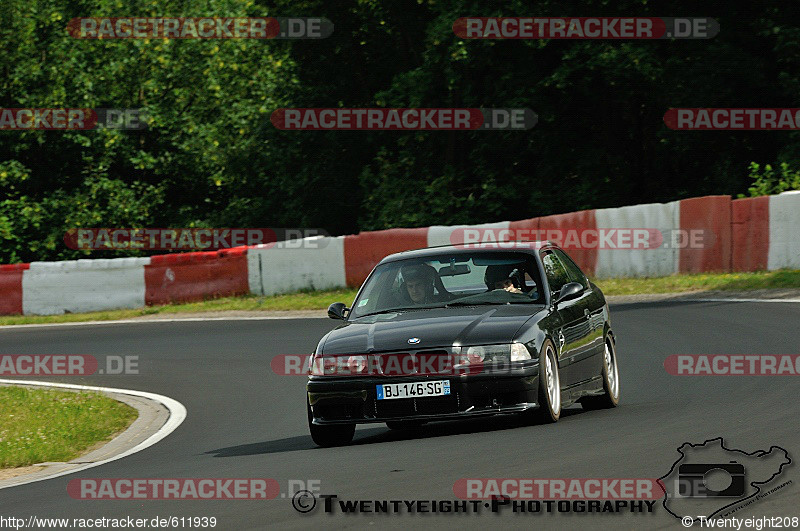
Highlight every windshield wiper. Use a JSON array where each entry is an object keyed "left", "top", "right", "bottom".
[
  {"left": 445, "top": 300, "right": 504, "bottom": 307},
  {"left": 446, "top": 299, "right": 538, "bottom": 307},
  {"left": 356, "top": 307, "right": 432, "bottom": 317}
]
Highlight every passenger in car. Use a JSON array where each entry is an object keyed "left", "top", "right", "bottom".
[{"left": 484, "top": 265, "right": 524, "bottom": 294}]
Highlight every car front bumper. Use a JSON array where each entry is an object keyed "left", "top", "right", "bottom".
[{"left": 307, "top": 363, "right": 540, "bottom": 425}]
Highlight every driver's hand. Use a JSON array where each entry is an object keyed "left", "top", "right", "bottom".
[{"left": 504, "top": 285, "right": 522, "bottom": 294}]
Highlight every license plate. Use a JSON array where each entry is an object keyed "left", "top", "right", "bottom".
[{"left": 376, "top": 380, "right": 450, "bottom": 400}]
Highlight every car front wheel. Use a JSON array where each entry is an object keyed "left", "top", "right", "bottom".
[
  {"left": 525, "top": 340, "right": 561, "bottom": 424},
  {"left": 307, "top": 399, "right": 355, "bottom": 447},
  {"left": 581, "top": 334, "right": 620, "bottom": 410}
]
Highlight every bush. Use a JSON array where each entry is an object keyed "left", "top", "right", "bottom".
[{"left": 743, "top": 162, "right": 800, "bottom": 198}]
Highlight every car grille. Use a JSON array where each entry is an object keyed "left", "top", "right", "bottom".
[
  {"left": 368, "top": 348, "right": 461, "bottom": 418},
  {"left": 373, "top": 349, "right": 454, "bottom": 376}
]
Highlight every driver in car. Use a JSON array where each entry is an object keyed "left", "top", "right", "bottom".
[{"left": 401, "top": 263, "right": 439, "bottom": 304}]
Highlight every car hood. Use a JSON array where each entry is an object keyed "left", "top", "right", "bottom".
[{"left": 321, "top": 305, "right": 545, "bottom": 355}]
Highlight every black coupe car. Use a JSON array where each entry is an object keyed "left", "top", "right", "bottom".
[{"left": 306, "top": 241, "right": 620, "bottom": 446}]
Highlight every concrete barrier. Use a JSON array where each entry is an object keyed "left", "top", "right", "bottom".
[
  {"left": 1, "top": 191, "right": 798, "bottom": 316},
  {"left": 22, "top": 257, "right": 150, "bottom": 315},
  {"left": 768, "top": 191, "right": 800, "bottom": 270},
  {"left": 247, "top": 236, "right": 346, "bottom": 296},
  {"left": 427, "top": 221, "right": 509, "bottom": 248},
  {"left": 679, "top": 196, "right": 732, "bottom": 274},
  {"left": 595, "top": 201, "right": 679, "bottom": 278},
  {"left": 731, "top": 196, "right": 769, "bottom": 272},
  {"left": 537, "top": 210, "right": 598, "bottom": 276},
  {"left": 145, "top": 249, "right": 249, "bottom": 305},
  {"left": 0, "top": 264, "right": 29, "bottom": 315},
  {"left": 344, "top": 228, "right": 428, "bottom": 287}
]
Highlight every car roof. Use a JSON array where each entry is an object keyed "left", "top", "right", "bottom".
[{"left": 378, "top": 240, "right": 560, "bottom": 264}]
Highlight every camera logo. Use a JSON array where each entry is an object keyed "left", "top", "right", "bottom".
[
  {"left": 659, "top": 437, "right": 791, "bottom": 523},
  {"left": 677, "top": 462, "right": 745, "bottom": 497}
]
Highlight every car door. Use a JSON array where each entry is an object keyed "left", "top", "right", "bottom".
[
  {"left": 553, "top": 249, "right": 605, "bottom": 383},
  {"left": 540, "top": 249, "right": 586, "bottom": 387}
]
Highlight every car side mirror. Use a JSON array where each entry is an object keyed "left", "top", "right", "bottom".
[
  {"left": 327, "top": 302, "right": 349, "bottom": 320},
  {"left": 556, "top": 282, "right": 584, "bottom": 304}
]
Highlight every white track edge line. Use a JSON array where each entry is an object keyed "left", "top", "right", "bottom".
[
  {"left": 682, "top": 298, "right": 800, "bottom": 303},
  {"left": 0, "top": 315, "right": 327, "bottom": 330},
  {"left": 1, "top": 299, "right": 799, "bottom": 331},
  {"left": 0, "top": 379, "right": 187, "bottom": 489}
]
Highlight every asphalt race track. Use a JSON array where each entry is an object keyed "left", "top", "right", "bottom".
[{"left": 1, "top": 300, "right": 799, "bottom": 530}]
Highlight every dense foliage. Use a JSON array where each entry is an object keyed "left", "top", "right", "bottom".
[{"left": 1, "top": 0, "right": 799, "bottom": 262}]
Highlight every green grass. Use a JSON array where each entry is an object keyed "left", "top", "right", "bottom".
[
  {"left": 593, "top": 269, "right": 800, "bottom": 296},
  {"left": 0, "top": 288, "right": 361, "bottom": 326},
  {"left": 0, "top": 387, "right": 137, "bottom": 469},
  {"left": 0, "top": 270, "right": 798, "bottom": 327}
]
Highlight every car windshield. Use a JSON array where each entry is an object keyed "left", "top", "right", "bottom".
[{"left": 349, "top": 251, "right": 544, "bottom": 319}]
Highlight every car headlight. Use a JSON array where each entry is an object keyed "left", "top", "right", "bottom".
[
  {"left": 309, "top": 354, "right": 369, "bottom": 375},
  {"left": 309, "top": 354, "right": 328, "bottom": 376},
  {"left": 463, "top": 344, "right": 508, "bottom": 363},
  {"left": 345, "top": 355, "right": 368, "bottom": 374},
  {"left": 511, "top": 343, "right": 532, "bottom": 361},
  {"left": 459, "top": 343, "right": 531, "bottom": 364}
]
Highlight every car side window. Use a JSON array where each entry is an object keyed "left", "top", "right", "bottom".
[
  {"left": 541, "top": 251, "right": 571, "bottom": 295},
  {"left": 555, "top": 250, "right": 588, "bottom": 289}
]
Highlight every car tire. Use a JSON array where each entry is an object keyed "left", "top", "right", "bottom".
[
  {"left": 525, "top": 340, "right": 561, "bottom": 424},
  {"left": 307, "top": 399, "right": 355, "bottom": 447},
  {"left": 385, "top": 420, "right": 425, "bottom": 430},
  {"left": 581, "top": 334, "right": 620, "bottom": 410}
]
